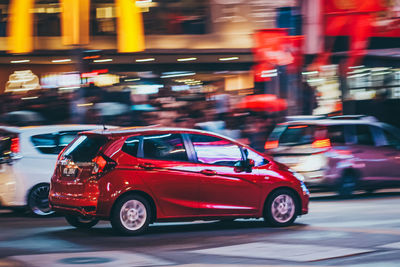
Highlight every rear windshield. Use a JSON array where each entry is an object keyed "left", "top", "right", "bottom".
[
  {"left": 61, "top": 135, "right": 107, "bottom": 163},
  {"left": 279, "top": 125, "right": 316, "bottom": 146}
]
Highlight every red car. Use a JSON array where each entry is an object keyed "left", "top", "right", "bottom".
[{"left": 49, "top": 127, "right": 309, "bottom": 235}]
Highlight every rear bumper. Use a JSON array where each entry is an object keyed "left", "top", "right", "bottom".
[
  {"left": 49, "top": 177, "right": 100, "bottom": 217},
  {"left": 50, "top": 203, "right": 97, "bottom": 217}
]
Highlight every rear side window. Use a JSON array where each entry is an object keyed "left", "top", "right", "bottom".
[
  {"left": 355, "top": 125, "right": 375, "bottom": 146},
  {"left": 31, "top": 131, "right": 85, "bottom": 155},
  {"left": 279, "top": 125, "right": 315, "bottom": 146},
  {"left": 31, "top": 134, "right": 58, "bottom": 154},
  {"left": 122, "top": 136, "right": 141, "bottom": 157},
  {"left": 62, "top": 135, "right": 107, "bottom": 162},
  {"left": 143, "top": 134, "right": 188, "bottom": 162}
]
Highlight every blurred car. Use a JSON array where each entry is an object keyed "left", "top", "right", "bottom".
[
  {"left": 0, "top": 124, "right": 115, "bottom": 216},
  {"left": 265, "top": 115, "right": 400, "bottom": 196},
  {"left": 1, "top": 110, "right": 45, "bottom": 126},
  {"left": 49, "top": 127, "right": 309, "bottom": 235}
]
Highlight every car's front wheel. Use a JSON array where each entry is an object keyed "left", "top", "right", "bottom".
[
  {"left": 264, "top": 189, "right": 298, "bottom": 227},
  {"left": 111, "top": 194, "right": 151, "bottom": 235},
  {"left": 28, "top": 184, "right": 55, "bottom": 216},
  {"left": 65, "top": 214, "right": 99, "bottom": 229}
]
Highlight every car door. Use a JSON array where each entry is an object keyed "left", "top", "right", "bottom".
[
  {"left": 372, "top": 125, "right": 400, "bottom": 186},
  {"left": 188, "top": 133, "right": 263, "bottom": 216},
  {"left": 348, "top": 124, "right": 394, "bottom": 186},
  {"left": 135, "top": 133, "right": 200, "bottom": 218}
]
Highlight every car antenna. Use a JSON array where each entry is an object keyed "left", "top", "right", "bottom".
[{"left": 100, "top": 115, "right": 107, "bottom": 131}]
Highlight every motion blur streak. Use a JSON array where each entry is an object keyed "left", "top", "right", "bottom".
[{"left": 7, "top": 0, "right": 34, "bottom": 54}]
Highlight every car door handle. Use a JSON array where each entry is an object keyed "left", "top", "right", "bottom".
[
  {"left": 200, "top": 169, "right": 217, "bottom": 176},
  {"left": 139, "top": 163, "right": 155, "bottom": 170}
]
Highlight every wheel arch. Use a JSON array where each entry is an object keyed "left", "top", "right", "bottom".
[
  {"left": 263, "top": 186, "right": 302, "bottom": 217},
  {"left": 26, "top": 182, "right": 50, "bottom": 203},
  {"left": 110, "top": 190, "right": 157, "bottom": 223},
  {"left": 341, "top": 168, "right": 362, "bottom": 180}
]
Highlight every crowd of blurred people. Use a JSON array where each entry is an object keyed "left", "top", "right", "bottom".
[{"left": 0, "top": 84, "right": 288, "bottom": 152}]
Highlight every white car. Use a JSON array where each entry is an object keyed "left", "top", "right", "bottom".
[{"left": 0, "top": 124, "right": 115, "bottom": 216}]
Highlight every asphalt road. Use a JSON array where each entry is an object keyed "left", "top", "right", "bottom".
[{"left": 1, "top": 191, "right": 400, "bottom": 267}]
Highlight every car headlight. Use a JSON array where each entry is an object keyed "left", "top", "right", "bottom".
[
  {"left": 300, "top": 181, "right": 310, "bottom": 195},
  {"left": 293, "top": 154, "right": 327, "bottom": 173}
]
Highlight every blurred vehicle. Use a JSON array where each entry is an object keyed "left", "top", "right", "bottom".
[
  {"left": 265, "top": 115, "right": 400, "bottom": 196},
  {"left": 0, "top": 124, "right": 115, "bottom": 216},
  {"left": 49, "top": 127, "right": 309, "bottom": 235},
  {"left": 1, "top": 110, "right": 45, "bottom": 126}
]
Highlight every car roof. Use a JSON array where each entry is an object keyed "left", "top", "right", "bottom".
[{"left": 82, "top": 126, "right": 248, "bottom": 146}]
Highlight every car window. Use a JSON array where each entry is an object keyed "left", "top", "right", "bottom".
[
  {"left": 122, "top": 136, "right": 141, "bottom": 157},
  {"left": 62, "top": 135, "right": 107, "bottom": 162},
  {"left": 355, "top": 125, "right": 375, "bottom": 146},
  {"left": 189, "top": 134, "right": 243, "bottom": 166},
  {"left": 327, "top": 125, "right": 346, "bottom": 144},
  {"left": 382, "top": 129, "right": 400, "bottom": 148},
  {"left": 143, "top": 134, "right": 188, "bottom": 162},
  {"left": 30, "top": 133, "right": 59, "bottom": 154},
  {"left": 268, "top": 125, "right": 287, "bottom": 141},
  {"left": 279, "top": 125, "right": 314, "bottom": 146},
  {"left": 246, "top": 148, "right": 268, "bottom": 166},
  {"left": 59, "top": 131, "right": 82, "bottom": 147}
]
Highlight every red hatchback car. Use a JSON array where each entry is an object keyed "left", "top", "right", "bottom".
[{"left": 49, "top": 127, "right": 309, "bottom": 235}]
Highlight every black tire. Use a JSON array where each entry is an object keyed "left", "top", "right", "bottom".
[
  {"left": 264, "top": 189, "right": 298, "bottom": 227},
  {"left": 110, "top": 194, "right": 151, "bottom": 235},
  {"left": 27, "top": 184, "right": 55, "bottom": 216},
  {"left": 65, "top": 214, "right": 99, "bottom": 229},
  {"left": 338, "top": 173, "right": 357, "bottom": 197}
]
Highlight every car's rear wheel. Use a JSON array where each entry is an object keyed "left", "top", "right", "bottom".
[
  {"left": 111, "top": 194, "right": 151, "bottom": 235},
  {"left": 338, "top": 173, "right": 357, "bottom": 197},
  {"left": 65, "top": 214, "right": 99, "bottom": 229},
  {"left": 264, "top": 189, "right": 298, "bottom": 227},
  {"left": 27, "top": 184, "right": 55, "bottom": 216}
]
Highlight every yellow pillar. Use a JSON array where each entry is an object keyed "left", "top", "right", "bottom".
[
  {"left": 7, "top": 0, "right": 35, "bottom": 54},
  {"left": 61, "top": 0, "right": 90, "bottom": 45},
  {"left": 116, "top": 0, "right": 145, "bottom": 53}
]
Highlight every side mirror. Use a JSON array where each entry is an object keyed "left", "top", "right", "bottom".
[
  {"left": 247, "top": 159, "right": 255, "bottom": 168},
  {"left": 235, "top": 158, "right": 255, "bottom": 173}
]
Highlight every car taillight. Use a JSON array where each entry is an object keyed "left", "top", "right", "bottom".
[
  {"left": 312, "top": 138, "right": 331, "bottom": 149},
  {"left": 10, "top": 137, "right": 20, "bottom": 154},
  {"left": 264, "top": 140, "right": 279, "bottom": 150},
  {"left": 92, "top": 155, "right": 116, "bottom": 177}
]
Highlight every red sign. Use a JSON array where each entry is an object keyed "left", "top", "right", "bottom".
[
  {"left": 323, "top": 0, "right": 399, "bottom": 37},
  {"left": 81, "top": 69, "right": 109, "bottom": 78},
  {"left": 254, "top": 29, "right": 291, "bottom": 66}
]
